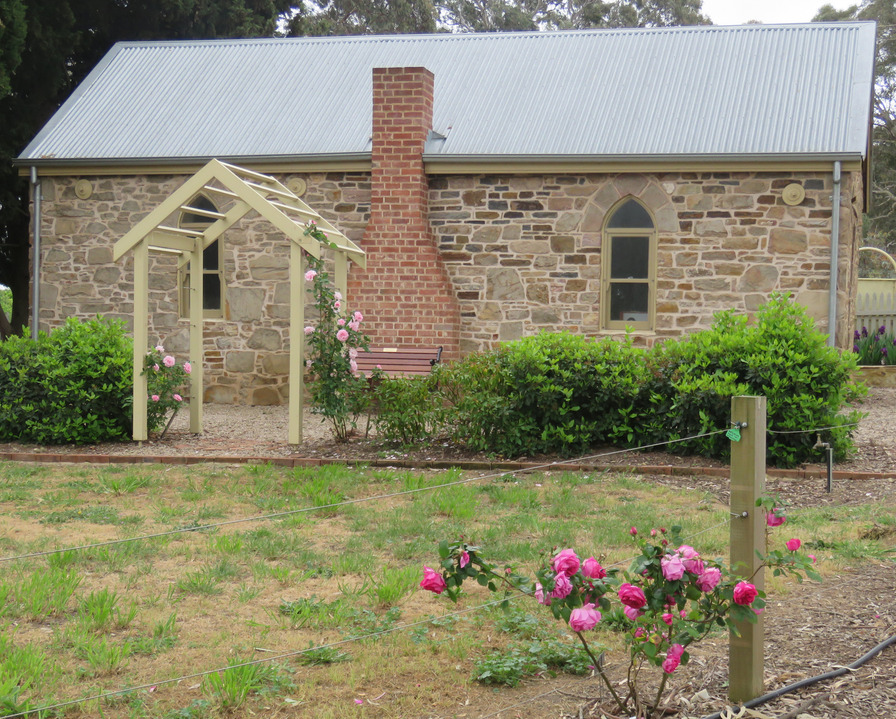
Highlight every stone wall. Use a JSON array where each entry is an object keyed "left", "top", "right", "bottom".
[
  {"left": 37, "top": 171, "right": 371, "bottom": 405},
  {"left": 35, "top": 166, "right": 859, "bottom": 404},
  {"left": 429, "top": 170, "right": 861, "bottom": 353}
]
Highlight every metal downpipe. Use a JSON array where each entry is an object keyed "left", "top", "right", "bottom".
[
  {"left": 827, "top": 161, "right": 842, "bottom": 347},
  {"left": 30, "top": 166, "right": 41, "bottom": 339}
]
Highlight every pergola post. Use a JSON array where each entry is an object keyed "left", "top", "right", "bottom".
[
  {"left": 335, "top": 252, "right": 348, "bottom": 299},
  {"left": 289, "top": 243, "right": 305, "bottom": 445},
  {"left": 132, "top": 241, "right": 149, "bottom": 442},
  {"left": 189, "top": 238, "right": 203, "bottom": 433}
]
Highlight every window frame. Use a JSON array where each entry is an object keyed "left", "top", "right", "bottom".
[
  {"left": 601, "top": 197, "right": 657, "bottom": 332},
  {"left": 178, "top": 194, "right": 225, "bottom": 320}
]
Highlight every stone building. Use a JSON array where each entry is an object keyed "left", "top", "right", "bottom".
[{"left": 17, "top": 23, "right": 876, "bottom": 404}]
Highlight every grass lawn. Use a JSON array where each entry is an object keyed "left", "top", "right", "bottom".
[{"left": 0, "top": 460, "right": 892, "bottom": 718}]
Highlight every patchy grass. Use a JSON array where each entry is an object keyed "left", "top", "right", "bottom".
[{"left": 0, "top": 460, "right": 891, "bottom": 717}]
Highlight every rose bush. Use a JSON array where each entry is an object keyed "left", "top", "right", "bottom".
[
  {"left": 144, "top": 344, "right": 190, "bottom": 438},
  {"left": 422, "top": 520, "right": 819, "bottom": 719}
]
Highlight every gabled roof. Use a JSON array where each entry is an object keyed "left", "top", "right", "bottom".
[{"left": 18, "top": 22, "right": 877, "bottom": 166}]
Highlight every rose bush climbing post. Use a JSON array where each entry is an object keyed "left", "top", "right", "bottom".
[
  {"left": 143, "top": 344, "right": 190, "bottom": 438},
  {"left": 302, "top": 223, "right": 371, "bottom": 441},
  {"left": 422, "top": 521, "right": 819, "bottom": 719}
]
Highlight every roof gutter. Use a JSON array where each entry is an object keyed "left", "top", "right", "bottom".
[
  {"left": 12, "top": 153, "right": 373, "bottom": 170},
  {"left": 422, "top": 151, "right": 866, "bottom": 165}
]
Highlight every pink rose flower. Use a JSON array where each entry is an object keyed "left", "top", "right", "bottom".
[
  {"left": 420, "top": 566, "right": 447, "bottom": 594},
  {"left": 667, "top": 643, "right": 685, "bottom": 661},
  {"left": 304, "top": 326, "right": 314, "bottom": 335},
  {"left": 353, "top": 311, "right": 363, "bottom": 322},
  {"left": 552, "top": 548, "right": 580, "bottom": 577},
  {"left": 334, "top": 291, "right": 342, "bottom": 301},
  {"left": 661, "top": 554, "right": 686, "bottom": 581},
  {"left": 350, "top": 359, "right": 358, "bottom": 374},
  {"left": 733, "top": 581, "right": 758, "bottom": 605},
  {"left": 151, "top": 395, "right": 160, "bottom": 402},
  {"left": 766, "top": 508, "right": 786, "bottom": 527},
  {"left": 183, "top": 362, "right": 191, "bottom": 374},
  {"left": 349, "top": 348, "right": 358, "bottom": 358},
  {"left": 337, "top": 318, "right": 346, "bottom": 326},
  {"left": 634, "top": 627, "right": 646, "bottom": 638},
  {"left": 678, "top": 545, "right": 703, "bottom": 574},
  {"left": 630, "top": 526, "right": 638, "bottom": 536},
  {"left": 808, "top": 554, "right": 817, "bottom": 564},
  {"left": 333, "top": 300, "right": 341, "bottom": 310},
  {"left": 173, "top": 394, "right": 182, "bottom": 402},
  {"left": 153, "top": 364, "right": 159, "bottom": 371},
  {"left": 459, "top": 551, "right": 470, "bottom": 568},
  {"left": 163, "top": 355, "right": 175, "bottom": 368},
  {"left": 534, "top": 582, "right": 551, "bottom": 606},
  {"left": 785, "top": 538, "right": 801, "bottom": 552},
  {"left": 696, "top": 567, "right": 721, "bottom": 592},
  {"left": 336, "top": 329, "right": 349, "bottom": 342},
  {"left": 582, "top": 556, "right": 606, "bottom": 579},
  {"left": 154, "top": 344, "right": 164, "bottom": 352},
  {"left": 568, "top": 603, "right": 602, "bottom": 632},
  {"left": 551, "top": 573, "right": 573, "bottom": 599},
  {"left": 348, "top": 321, "right": 360, "bottom": 332},
  {"left": 623, "top": 605, "right": 643, "bottom": 621},
  {"left": 662, "top": 612, "right": 673, "bottom": 626},
  {"left": 662, "top": 655, "right": 680, "bottom": 673},
  {"left": 618, "top": 583, "right": 647, "bottom": 609},
  {"left": 304, "top": 269, "right": 317, "bottom": 282}
]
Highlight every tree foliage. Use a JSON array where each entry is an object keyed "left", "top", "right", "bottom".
[{"left": 815, "top": 2, "right": 896, "bottom": 259}]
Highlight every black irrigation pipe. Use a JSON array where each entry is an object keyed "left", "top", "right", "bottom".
[{"left": 700, "top": 633, "right": 896, "bottom": 719}]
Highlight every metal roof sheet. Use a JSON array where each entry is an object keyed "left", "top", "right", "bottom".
[{"left": 18, "top": 22, "right": 877, "bottom": 164}]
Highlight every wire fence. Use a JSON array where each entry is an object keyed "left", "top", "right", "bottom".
[{"left": 0, "top": 421, "right": 843, "bottom": 719}]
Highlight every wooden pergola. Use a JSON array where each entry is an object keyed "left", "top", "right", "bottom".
[{"left": 113, "top": 159, "right": 365, "bottom": 445}]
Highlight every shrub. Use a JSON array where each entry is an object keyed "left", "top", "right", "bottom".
[
  {"left": 144, "top": 345, "right": 190, "bottom": 437},
  {"left": 372, "top": 369, "right": 448, "bottom": 445},
  {"left": 0, "top": 317, "right": 133, "bottom": 444}
]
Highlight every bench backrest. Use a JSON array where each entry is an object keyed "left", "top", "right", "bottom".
[{"left": 355, "top": 347, "right": 442, "bottom": 377}]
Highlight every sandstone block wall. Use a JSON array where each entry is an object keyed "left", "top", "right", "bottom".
[{"left": 35, "top": 167, "right": 860, "bottom": 404}]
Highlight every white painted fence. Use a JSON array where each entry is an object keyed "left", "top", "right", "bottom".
[{"left": 855, "top": 291, "right": 896, "bottom": 336}]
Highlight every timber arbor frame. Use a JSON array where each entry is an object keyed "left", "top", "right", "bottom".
[{"left": 113, "top": 159, "right": 366, "bottom": 445}]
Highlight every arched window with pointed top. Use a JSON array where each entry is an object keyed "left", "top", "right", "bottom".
[
  {"left": 178, "top": 194, "right": 224, "bottom": 318},
  {"left": 601, "top": 197, "right": 656, "bottom": 331}
]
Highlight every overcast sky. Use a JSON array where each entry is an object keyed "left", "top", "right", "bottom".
[{"left": 701, "top": 0, "right": 855, "bottom": 25}]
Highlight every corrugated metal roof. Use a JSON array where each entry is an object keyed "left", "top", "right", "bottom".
[{"left": 18, "top": 22, "right": 876, "bottom": 164}]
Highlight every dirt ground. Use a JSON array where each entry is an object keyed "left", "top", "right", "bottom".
[{"left": 0, "top": 389, "right": 894, "bottom": 718}]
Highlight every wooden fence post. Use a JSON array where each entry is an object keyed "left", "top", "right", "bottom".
[{"left": 729, "top": 395, "right": 767, "bottom": 704}]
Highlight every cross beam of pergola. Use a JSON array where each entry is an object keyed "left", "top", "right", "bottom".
[{"left": 112, "top": 159, "right": 366, "bottom": 445}]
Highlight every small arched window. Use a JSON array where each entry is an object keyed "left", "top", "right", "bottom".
[
  {"left": 602, "top": 198, "right": 656, "bottom": 331},
  {"left": 178, "top": 194, "right": 224, "bottom": 318}
]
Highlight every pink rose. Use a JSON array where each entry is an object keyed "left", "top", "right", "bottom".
[
  {"left": 333, "top": 300, "right": 341, "bottom": 310},
  {"left": 678, "top": 545, "right": 703, "bottom": 574},
  {"left": 337, "top": 318, "right": 346, "bottom": 326},
  {"left": 151, "top": 395, "right": 160, "bottom": 402},
  {"left": 420, "top": 566, "right": 447, "bottom": 594},
  {"left": 785, "top": 538, "right": 801, "bottom": 552},
  {"left": 766, "top": 508, "right": 786, "bottom": 527},
  {"left": 353, "top": 311, "right": 363, "bottom": 322},
  {"left": 304, "top": 326, "right": 314, "bottom": 335},
  {"left": 183, "top": 362, "right": 191, "bottom": 374},
  {"left": 662, "top": 655, "right": 680, "bottom": 673},
  {"left": 661, "top": 554, "right": 686, "bottom": 581},
  {"left": 334, "top": 291, "right": 342, "bottom": 301},
  {"left": 153, "top": 364, "right": 159, "bottom": 371},
  {"left": 667, "top": 643, "right": 685, "bottom": 661},
  {"left": 304, "top": 269, "right": 317, "bottom": 282},
  {"left": 459, "top": 551, "right": 470, "bottom": 568},
  {"left": 173, "top": 394, "right": 182, "bottom": 402},
  {"left": 552, "top": 549, "right": 580, "bottom": 577},
  {"left": 163, "top": 355, "right": 175, "bottom": 368},
  {"left": 808, "top": 554, "right": 817, "bottom": 564},
  {"left": 349, "top": 348, "right": 358, "bottom": 358},
  {"left": 618, "top": 583, "right": 647, "bottom": 609},
  {"left": 568, "top": 603, "right": 601, "bottom": 632},
  {"left": 696, "top": 567, "right": 721, "bottom": 592},
  {"left": 350, "top": 359, "right": 358, "bottom": 374},
  {"left": 629, "top": 526, "right": 638, "bottom": 536},
  {"left": 551, "top": 574, "right": 573, "bottom": 599},
  {"left": 535, "top": 582, "right": 551, "bottom": 606},
  {"left": 582, "top": 557, "right": 606, "bottom": 579},
  {"left": 154, "top": 344, "right": 164, "bottom": 352},
  {"left": 348, "top": 321, "right": 360, "bottom": 332},
  {"left": 733, "top": 581, "right": 758, "bottom": 606},
  {"left": 336, "top": 329, "right": 349, "bottom": 342},
  {"left": 623, "top": 605, "right": 643, "bottom": 621},
  {"left": 662, "top": 613, "right": 673, "bottom": 626}
]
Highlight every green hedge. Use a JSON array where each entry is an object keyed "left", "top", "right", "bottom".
[
  {"left": 388, "top": 295, "right": 864, "bottom": 467},
  {"left": 0, "top": 317, "right": 134, "bottom": 444}
]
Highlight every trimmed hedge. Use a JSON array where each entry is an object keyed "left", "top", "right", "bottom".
[
  {"left": 0, "top": 317, "right": 133, "bottom": 444},
  {"left": 393, "top": 295, "right": 864, "bottom": 467}
]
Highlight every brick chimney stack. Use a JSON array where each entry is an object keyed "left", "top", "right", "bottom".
[{"left": 348, "top": 67, "right": 461, "bottom": 359}]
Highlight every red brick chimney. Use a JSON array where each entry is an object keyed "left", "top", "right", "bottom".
[{"left": 348, "top": 67, "right": 461, "bottom": 359}]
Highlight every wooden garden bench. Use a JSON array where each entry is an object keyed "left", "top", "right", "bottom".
[{"left": 355, "top": 346, "right": 443, "bottom": 378}]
